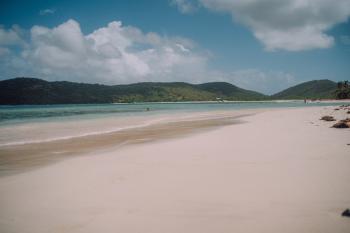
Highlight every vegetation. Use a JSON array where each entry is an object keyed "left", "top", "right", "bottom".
[
  {"left": 0, "top": 78, "right": 267, "bottom": 105},
  {"left": 197, "top": 82, "right": 266, "bottom": 101},
  {"left": 271, "top": 79, "right": 338, "bottom": 100},
  {"left": 335, "top": 81, "right": 350, "bottom": 99},
  {"left": 1, "top": 77, "right": 348, "bottom": 105}
]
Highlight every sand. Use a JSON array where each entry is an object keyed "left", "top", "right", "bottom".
[
  {"left": 0, "top": 111, "right": 253, "bottom": 176},
  {"left": 0, "top": 106, "right": 350, "bottom": 233}
]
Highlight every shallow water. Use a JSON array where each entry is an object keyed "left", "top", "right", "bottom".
[
  {"left": 0, "top": 101, "right": 343, "bottom": 122},
  {"left": 0, "top": 101, "right": 345, "bottom": 147}
]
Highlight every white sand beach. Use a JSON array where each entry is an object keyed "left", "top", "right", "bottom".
[{"left": 0, "top": 106, "right": 350, "bottom": 233}]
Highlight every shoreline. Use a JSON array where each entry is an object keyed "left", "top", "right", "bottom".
[
  {"left": 0, "top": 106, "right": 350, "bottom": 233},
  {"left": 0, "top": 110, "right": 257, "bottom": 176}
]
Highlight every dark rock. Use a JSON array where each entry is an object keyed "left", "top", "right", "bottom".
[
  {"left": 332, "top": 122, "right": 350, "bottom": 128},
  {"left": 320, "top": 116, "right": 335, "bottom": 121},
  {"left": 342, "top": 209, "right": 350, "bottom": 217},
  {"left": 332, "top": 118, "right": 350, "bottom": 128}
]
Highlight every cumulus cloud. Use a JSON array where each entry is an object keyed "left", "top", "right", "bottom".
[
  {"left": 39, "top": 8, "right": 56, "bottom": 16},
  {"left": 0, "top": 19, "right": 209, "bottom": 84},
  {"left": 174, "top": 0, "right": 350, "bottom": 51},
  {"left": 0, "top": 25, "right": 26, "bottom": 46},
  {"left": 171, "top": 0, "right": 197, "bottom": 14}
]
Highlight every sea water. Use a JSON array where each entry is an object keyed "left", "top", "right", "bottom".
[{"left": 0, "top": 101, "right": 345, "bottom": 147}]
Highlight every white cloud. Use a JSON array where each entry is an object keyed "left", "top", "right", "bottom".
[
  {"left": 1, "top": 19, "right": 208, "bottom": 84},
  {"left": 176, "top": 0, "right": 350, "bottom": 51},
  {"left": 39, "top": 8, "right": 56, "bottom": 16},
  {"left": 0, "top": 25, "right": 25, "bottom": 46},
  {"left": 176, "top": 43, "right": 190, "bottom": 52},
  {"left": 171, "top": 0, "right": 197, "bottom": 14}
]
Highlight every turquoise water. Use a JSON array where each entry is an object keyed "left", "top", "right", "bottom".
[
  {"left": 0, "top": 101, "right": 345, "bottom": 147},
  {"left": 0, "top": 101, "right": 345, "bottom": 125}
]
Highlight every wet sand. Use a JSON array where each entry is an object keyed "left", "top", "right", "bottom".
[{"left": 0, "top": 111, "right": 254, "bottom": 176}]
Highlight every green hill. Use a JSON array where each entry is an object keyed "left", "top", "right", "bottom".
[
  {"left": 0, "top": 78, "right": 268, "bottom": 105},
  {"left": 197, "top": 82, "right": 266, "bottom": 100},
  {"left": 271, "top": 79, "right": 337, "bottom": 99},
  {"left": 1, "top": 78, "right": 346, "bottom": 105}
]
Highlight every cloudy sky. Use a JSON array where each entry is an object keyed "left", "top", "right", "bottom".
[{"left": 0, "top": 0, "right": 349, "bottom": 94}]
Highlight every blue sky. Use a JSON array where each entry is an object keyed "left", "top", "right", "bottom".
[{"left": 0, "top": 0, "right": 349, "bottom": 94}]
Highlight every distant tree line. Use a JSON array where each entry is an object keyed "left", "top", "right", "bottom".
[{"left": 336, "top": 81, "right": 350, "bottom": 99}]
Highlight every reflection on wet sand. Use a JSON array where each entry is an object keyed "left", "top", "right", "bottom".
[{"left": 0, "top": 114, "right": 249, "bottom": 176}]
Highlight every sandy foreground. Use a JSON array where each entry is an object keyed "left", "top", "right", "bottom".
[{"left": 0, "top": 106, "right": 350, "bottom": 233}]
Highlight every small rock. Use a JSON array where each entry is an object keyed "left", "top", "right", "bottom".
[
  {"left": 343, "top": 118, "right": 350, "bottom": 123},
  {"left": 332, "top": 118, "right": 350, "bottom": 128},
  {"left": 334, "top": 108, "right": 340, "bottom": 110},
  {"left": 342, "top": 209, "right": 350, "bottom": 217},
  {"left": 320, "top": 116, "right": 335, "bottom": 121},
  {"left": 332, "top": 122, "right": 350, "bottom": 128}
]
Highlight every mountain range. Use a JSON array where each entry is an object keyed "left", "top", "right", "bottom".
[{"left": 0, "top": 77, "right": 341, "bottom": 105}]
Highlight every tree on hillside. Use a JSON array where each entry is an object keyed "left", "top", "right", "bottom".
[{"left": 335, "top": 81, "right": 350, "bottom": 99}]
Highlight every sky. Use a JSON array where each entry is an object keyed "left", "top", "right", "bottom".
[{"left": 0, "top": 0, "right": 349, "bottom": 94}]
